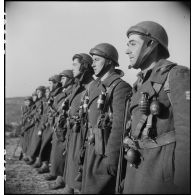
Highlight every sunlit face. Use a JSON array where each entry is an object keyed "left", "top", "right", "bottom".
[
  {"left": 32, "top": 95, "right": 37, "bottom": 102},
  {"left": 126, "top": 34, "right": 144, "bottom": 67},
  {"left": 45, "top": 88, "right": 50, "bottom": 99},
  {"left": 61, "top": 76, "right": 68, "bottom": 87},
  {"left": 91, "top": 55, "right": 106, "bottom": 76},
  {"left": 24, "top": 100, "right": 31, "bottom": 106},
  {"left": 36, "top": 89, "right": 43, "bottom": 99},
  {"left": 49, "top": 81, "right": 55, "bottom": 91},
  {"left": 72, "top": 58, "right": 81, "bottom": 78}
]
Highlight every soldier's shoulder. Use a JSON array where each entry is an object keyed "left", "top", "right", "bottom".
[
  {"left": 113, "top": 78, "right": 132, "bottom": 97},
  {"left": 169, "top": 65, "right": 190, "bottom": 81},
  {"left": 117, "top": 78, "right": 132, "bottom": 90}
]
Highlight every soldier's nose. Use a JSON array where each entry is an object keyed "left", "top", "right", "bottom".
[{"left": 125, "top": 48, "right": 131, "bottom": 55}]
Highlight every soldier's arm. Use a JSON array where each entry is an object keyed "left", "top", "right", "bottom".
[
  {"left": 105, "top": 81, "right": 132, "bottom": 167},
  {"left": 169, "top": 66, "right": 190, "bottom": 193}
]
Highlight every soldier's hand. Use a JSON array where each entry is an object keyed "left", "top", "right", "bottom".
[
  {"left": 38, "top": 130, "right": 42, "bottom": 136},
  {"left": 102, "top": 157, "right": 117, "bottom": 176}
]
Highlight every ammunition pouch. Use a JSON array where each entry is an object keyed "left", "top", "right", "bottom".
[
  {"left": 67, "top": 115, "right": 81, "bottom": 133},
  {"left": 55, "top": 127, "right": 67, "bottom": 142},
  {"left": 92, "top": 113, "right": 112, "bottom": 156}
]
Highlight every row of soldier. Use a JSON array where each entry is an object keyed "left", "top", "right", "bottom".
[{"left": 19, "top": 21, "right": 190, "bottom": 194}]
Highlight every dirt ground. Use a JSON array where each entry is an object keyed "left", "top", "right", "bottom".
[{"left": 5, "top": 137, "right": 66, "bottom": 194}]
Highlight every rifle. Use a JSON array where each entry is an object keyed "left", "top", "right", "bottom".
[
  {"left": 75, "top": 109, "right": 88, "bottom": 182},
  {"left": 20, "top": 122, "right": 35, "bottom": 136},
  {"left": 115, "top": 95, "right": 131, "bottom": 194},
  {"left": 12, "top": 135, "right": 22, "bottom": 159}
]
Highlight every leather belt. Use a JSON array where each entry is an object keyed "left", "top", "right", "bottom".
[{"left": 136, "top": 131, "right": 176, "bottom": 149}]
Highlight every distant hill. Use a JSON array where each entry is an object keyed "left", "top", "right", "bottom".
[{"left": 5, "top": 97, "right": 25, "bottom": 124}]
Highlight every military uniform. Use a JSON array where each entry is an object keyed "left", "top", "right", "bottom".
[
  {"left": 25, "top": 100, "right": 40, "bottom": 158},
  {"left": 28, "top": 96, "right": 46, "bottom": 161},
  {"left": 37, "top": 87, "right": 63, "bottom": 166},
  {"left": 49, "top": 86, "right": 73, "bottom": 178},
  {"left": 64, "top": 75, "right": 94, "bottom": 191},
  {"left": 122, "top": 60, "right": 190, "bottom": 194},
  {"left": 21, "top": 103, "right": 35, "bottom": 156},
  {"left": 81, "top": 69, "right": 131, "bottom": 194}
]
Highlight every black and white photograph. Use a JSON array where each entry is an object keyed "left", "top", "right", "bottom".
[{"left": 5, "top": 1, "right": 190, "bottom": 194}]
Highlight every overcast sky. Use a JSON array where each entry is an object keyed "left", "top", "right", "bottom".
[{"left": 5, "top": 1, "right": 190, "bottom": 97}]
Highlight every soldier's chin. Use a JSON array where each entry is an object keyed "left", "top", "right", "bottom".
[
  {"left": 94, "top": 70, "right": 100, "bottom": 76},
  {"left": 129, "top": 61, "right": 140, "bottom": 69}
]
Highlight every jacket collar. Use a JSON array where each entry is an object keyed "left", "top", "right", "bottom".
[
  {"left": 88, "top": 69, "right": 123, "bottom": 107},
  {"left": 130, "top": 59, "right": 177, "bottom": 111},
  {"left": 69, "top": 74, "right": 94, "bottom": 106}
]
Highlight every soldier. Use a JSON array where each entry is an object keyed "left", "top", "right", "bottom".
[
  {"left": 48, "top": 70, "right": 74, "bottom": 190},
  {"left": 63, "top": 53, "right": 94, "bottom": 194},
  {"left": 33, "top": 86, "right": 51, "bottom": 171},
  {"left": 36, "top": 75, "right": 63, "bottom": 175},
  {"left": 20, "top": 96, "right": 34, "bottom": 160},
  {"left": 116, "top": 21, "right": 190, "bottom": 194},
  {"left": 80, "top": 43, "right": 132, "bottom": 194},
  {"left": 24, "top": 91, "right": 39, "bottom": 162},
  {"left": 26, "top": 86, "right": 46, "bottom": 165}
]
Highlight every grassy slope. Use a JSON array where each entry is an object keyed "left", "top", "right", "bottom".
[{"left": 5, "top": 97, "right": 25, "bottom": 124}]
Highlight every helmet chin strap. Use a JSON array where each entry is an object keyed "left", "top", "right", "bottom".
[
  {"left": 64, "top": 77, "right": 73, "bottom": 88},
  {"left": 96, "top": 60, "right": 112, "bottom": 78},
  {"left": 130, "top": 38, "right": 159, "bottom": 70}
]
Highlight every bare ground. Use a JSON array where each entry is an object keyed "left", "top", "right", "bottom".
[{"left": 5, "top": 137, "right": 66, "bottom": 194}]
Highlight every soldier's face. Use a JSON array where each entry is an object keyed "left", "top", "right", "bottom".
[
  {"left": 61, "top": 76, "right": 68, "bottom": 87},
  {"left": 126, "top": 34, "right": 144, "bottom": 67},
  {"left": 24, "top": 100, "right": 30, "bottom": 106},
  {"left": 49, "top": 81, "right": 55, "bottom": 91},
  {"left": 32, "top": 95, "right": 37, "bottom": 102},
  {"left": 91, "top": 55, "right": 106, "bottom": 76},
  {"left": 45, "top": 89, "right": 50, "bottom": 99},
  {"left": 37, "top": 90, "right": 43, "bottom": 99},
  {"left": 72, "top": 58, "right": 81, "bottom": 78}
]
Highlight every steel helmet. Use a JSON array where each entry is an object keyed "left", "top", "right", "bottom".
[
  {"left": 48, "top": 74, "right": 62, "bottom": 83},
  {"left": 36, "top": 86, "right": 46, "bottom": 93},
  {"left": 24, "top": 96, "right": 33, "bottom": 102},
  {"left": 45, "top": 86, "right": 50, "bottom": 91},
  {"left": 72, "top": 53, "right": 93, "bottom": 66},
  {"left": 32, "top": 91, "right": 37, "bottom": 96},
  {"left": 126, "top": 21, "right": 169, "bottom": 58},
  {"left": 59, "top": 69, "right": 73, "bottom": 78},
  {"left": 72, "top": 53, "right": 94, "bottom": 75},
  {"left": 89, "top": 43, "right": 119, "bottom": 66}
]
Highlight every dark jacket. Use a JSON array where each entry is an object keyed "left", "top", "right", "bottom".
[
  {"left": 21, "top": 103, "right": 36, "bottom": 154},
  {"left": 38, "top": 87, "right": 65, "bottom": 163},
  {"left": 64, "top": 73, "right": 94, "bottom": 190},
  {"left": 28, "top": 97, "right": 46, "bottom": 158},
  {"left": 122, "top": 59, "right": 190, "bottom": 194},
  {"left": 49, "top": 85, "right": 74, "bottom": 176},
  {"left": 81, "top": 69, "right": 132, "bottom": 194}
]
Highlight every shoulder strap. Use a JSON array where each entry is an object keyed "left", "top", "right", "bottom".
[
  {"left": 163, "top": 70, "right": 173, "bottom": 106},
  {"left": 103, "top": 78, "right": 122, "bottom": 113},
  {"left": 152, "top": 64, "right": 176, "bottom": 101},
  {"left": 82, "top": 80, "right": 94, "bottom": 102}
]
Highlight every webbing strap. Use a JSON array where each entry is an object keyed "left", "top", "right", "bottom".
[
  {"left": 133, "top": 114, "right": 148, "bottom": 139},
  {"left": 102, "top": 78, "right": 122, "bottom": 113}
]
